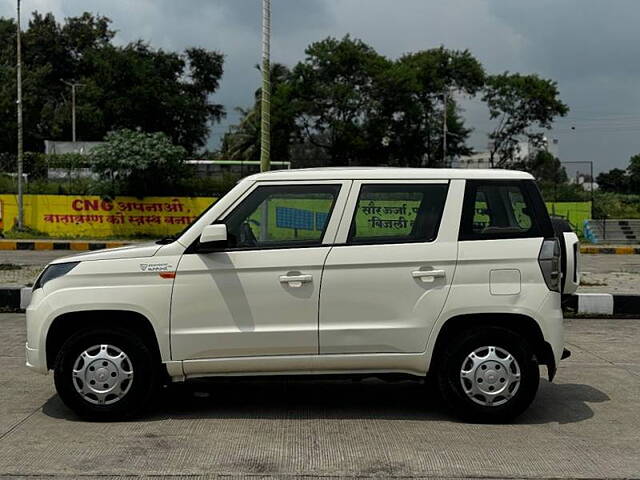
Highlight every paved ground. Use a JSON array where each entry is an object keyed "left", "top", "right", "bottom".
[
  {"left": 0, "top": 314, "right": 639, "bottom": 479},
  {"left": 2, "top": 250, "right": 640, "bottom": 294},
  {"left": 580, "top": 254, "right": 640, "bottom": 293},
  {"left": 0, "top": 251, "right": 72, "bottom": 286}
]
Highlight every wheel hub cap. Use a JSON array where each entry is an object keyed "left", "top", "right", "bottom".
[
  {"left": 460, "top": 346, "right": 521, "bottom": 407},
  {"left": 72, "top": 344, "right": 134, "bottom": 405}
]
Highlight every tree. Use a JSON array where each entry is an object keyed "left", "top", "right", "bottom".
[
  {"left": 221, "top": 63, "right": 299, "bottom": 163},
  {"left": 390, "top": 48, "right": 484, "bottom": 166},
  {"left": 290, "top": 36, "right": 390, "bottom": 166},
  {"left": 596, "top": 168, "right": 629, "bottom": 193},
  {"left": 90, "top": 129, "right": 188, "bottom": 196},
  {"left": 523, "top": 150, "right": 568, "bottom": 184},
  {"left": 483, "top": 73, "right": 568, "bottom": 167},
  {"left": 628, "top": 154, "right": 640, "bottom": 193},
  {"left": 0, "top": 12, "right": 224, "bottom": 154}
]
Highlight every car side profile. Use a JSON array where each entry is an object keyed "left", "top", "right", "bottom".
[{"left": 25, "top": 168, "right": 579, "bottom": 422}]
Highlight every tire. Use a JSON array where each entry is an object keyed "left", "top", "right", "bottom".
[
  {"left": 54, "top": 327, "right": 160, "bottom": 420},
  {"left": 437, "top": 327, "right": 540, "bottom": 423}
]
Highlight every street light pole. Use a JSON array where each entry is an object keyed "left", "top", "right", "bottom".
[
  {"left": 16, "top": 0, "right": 24, "bottom": 230},
  {"left": 259, "top": 0, "right": 271, "bottom": 173},
  {"left": 61, "top": 80, "right": 84, "bottom": 142}
]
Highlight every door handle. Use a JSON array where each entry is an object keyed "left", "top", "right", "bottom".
[
  {"left": 279, "top": 274, "right": 313, "bottom": 287},
  {"left": 412, "top": 269, "right": 446, "bottom": 281}
]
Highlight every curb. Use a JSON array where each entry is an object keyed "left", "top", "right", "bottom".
[
  {"left": 580, "top": 246, "right": 640, "bottom": 254},
  {"left": 562, "top": 293, "right": 640, "bottom": 316},
  {"left": 0, "top": 240, "right": 130, "bottom": 251},
  {"left": 0, "top": 286, "right": 32, "bottom": 311},
  {"left": 1, "top": 287, "right": 638, "bottom": 316}
]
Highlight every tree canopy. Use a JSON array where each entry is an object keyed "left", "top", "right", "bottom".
[
  {"left": 0, "top": 11, "right": 224, "bottom": 154},
  {"left": 597, "top": 154, "right": 640, "bottom": 194},
  {"left": 483, "top": 73, "right": 569, "bottom": 167},
  {"left": 91, "top": 128, "right": 188, "bottom": 197},
  {"left": 222, "top": 37, "right": 566, "bottom": 169}
]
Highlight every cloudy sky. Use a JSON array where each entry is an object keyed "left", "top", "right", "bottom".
[{"left": 3, "top": 0, "right": 640, "bottom": 173}]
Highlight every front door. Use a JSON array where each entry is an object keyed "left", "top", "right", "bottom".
[
  {"left": 319, "top": 180, "right": 463, "bottom": 354},
  {"left": 171, "top": 181, "right": 349, "bottom": 361}
]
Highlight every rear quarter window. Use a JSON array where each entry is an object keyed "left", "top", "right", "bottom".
[{"left": 460, "top": 180, "right": 551, "bottom": 240}]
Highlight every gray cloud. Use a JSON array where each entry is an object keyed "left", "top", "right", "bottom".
[{"left": 2, "top": 0, "right": 639, "bottom": 171}]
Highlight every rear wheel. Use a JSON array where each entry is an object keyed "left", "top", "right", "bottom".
[
  {"left": 54, "top": 328, "right": 160, "bottom": 420},
  {"left": 437, "top": 327, "right": 539, "bottom": 423}
]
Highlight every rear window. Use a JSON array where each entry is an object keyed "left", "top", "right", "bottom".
[
  {"left": 460, "top": 181, "right": 545, "bottom": 240},
  {"left": 348, "top": 183, "right": 449, "bottom": 245}
]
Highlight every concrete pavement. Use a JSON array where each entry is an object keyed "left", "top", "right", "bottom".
[{"left": 1, "top": 313, "right": 639, "bottom": 479}]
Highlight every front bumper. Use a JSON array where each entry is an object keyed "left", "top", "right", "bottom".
[{"left": 25, "top": 342, "right": 47, "bottom": 374}]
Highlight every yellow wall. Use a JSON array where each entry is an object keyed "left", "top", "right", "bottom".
[{"left": 0, "top": 194, "right": 216, "bottom": 238}]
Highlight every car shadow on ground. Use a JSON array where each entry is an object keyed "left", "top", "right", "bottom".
[{"left": 41, "top": 377, "right": 610, "bottom": 425}]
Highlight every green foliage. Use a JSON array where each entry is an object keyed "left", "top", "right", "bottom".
[
  {"left": 175, "top": 172, "right": 241, "bottom": 197},
  {"left": 539, "top": 183, "right": 590, "bottom": 203},
  {"left": 291, "top": 36, "right": 391, "bottom": 166},
  {"left": 592, "top": 192, "right": 640, "bottom": 219},
  {"left": 221, "top": 64, "right": 298, "bottom": 162},
  {"left": 522, "top": 151, "right": 568, "bottom": 185},
  {"left": 223, "top": 39, "right": 486, "bottom": 168},
  {"left": 596, "top": 153, "right": 640, "bottom": 194},
  {"left": 629, "top": 154, "right": 640, "bottom": 193},
  {"left": 597, "top": 168, "right": 629, "bottom": 193},
  {"left": 483, "top": 73, "right": 569, "bottom": 166},
  {"left": 90, "top": 129, "right": 188, "bottom": 196},
  {"left": 382, "top": 47, "right": 485, "bottom": 167},
  {"left": 0, "top": 12, "right": 224, "bottom": 154},
  {"left": 220, "top": 37, "right": 571, "bottom": 170}
]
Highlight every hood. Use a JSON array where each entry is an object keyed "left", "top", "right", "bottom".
[{"left": 50, "top": 242, "right": 162, "bottom": 264}]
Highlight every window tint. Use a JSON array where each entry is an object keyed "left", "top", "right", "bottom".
[
  {"left": 348, "top": 183, "right": 449, "bottom": 245},
  {"left": 223, "top": 184, "right": 340, "bottom": 249},
  {"left": 461, "top": 181, "right": 540, "bottom": 240}
]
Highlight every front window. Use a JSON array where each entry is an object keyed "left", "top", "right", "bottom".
[{"left": 222, "top": 184, "right": 341, "bottom": 249}]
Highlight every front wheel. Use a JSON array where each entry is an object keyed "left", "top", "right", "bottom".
[
  {"left": 54, "top": 328, "right": 160, "bottom": 420},
  {"left": 437, "top": 327, "right": 540, "bottom": 423}
]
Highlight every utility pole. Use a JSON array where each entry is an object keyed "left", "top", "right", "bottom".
[
  {"left": 16, "top": 0, "right": 24, "bottom": 230},
  {"left": 442, "top": 88, "right": 448, "bottom": 166},
  {"left": 61, "top": 80, "right": 84, "bottom": 142},
  {"left": 259, "top": 0, "right": 271, "bottom": 172}
]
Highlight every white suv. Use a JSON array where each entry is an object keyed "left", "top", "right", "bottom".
[{"left": 26, "top": 168, "right": 579, "bottom": 422}]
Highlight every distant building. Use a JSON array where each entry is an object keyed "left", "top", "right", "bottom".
[
  {"left": 44, "top": 140, "right": 103, "bottom": 179},
  {"left": 44, "top": 140, "right": 103, "bottom": 155},
  {"left": 570, "top": 174, "right": 599, "bottom": 191},
  {"left": 454, "top": 137, "right": 559, "bottom": 169}
]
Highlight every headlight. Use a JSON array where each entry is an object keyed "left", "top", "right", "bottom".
[{"left": 33, "top": 262, "right": 80, "bottom": 290}]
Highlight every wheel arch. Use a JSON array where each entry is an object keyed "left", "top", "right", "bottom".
[
  {"left": 45, "top": 310, "right": 162, "bottom": 371},
  {"left": 429, "top": 313, "right": 557, "bottom": 380}
]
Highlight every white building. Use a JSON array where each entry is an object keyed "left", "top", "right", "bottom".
[{"left": 454, "top": 137, "right": 559, "bottom": 169}]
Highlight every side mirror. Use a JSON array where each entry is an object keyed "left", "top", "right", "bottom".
[{"left": 197, "top": 224, "right": 227, "bottom": 252}]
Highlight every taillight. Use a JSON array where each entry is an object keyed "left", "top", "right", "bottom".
[{"left": 538, "top": 238, "right": 561, "bottom": 292}]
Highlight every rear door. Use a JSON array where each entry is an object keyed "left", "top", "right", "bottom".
[
  {"left": 445, "top": 180, "right": 556, "bottom": 314},
  {"left": 318, "top": 179, "right": 464, "bottom": 354}
]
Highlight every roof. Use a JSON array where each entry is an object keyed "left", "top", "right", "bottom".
[{"left": 246, "top": 167, "right": 534, "bottom": 182}]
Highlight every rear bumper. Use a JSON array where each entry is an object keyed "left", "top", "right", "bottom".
[{"left": 537, "top": 291, "right": 565, "bottom": 369}]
